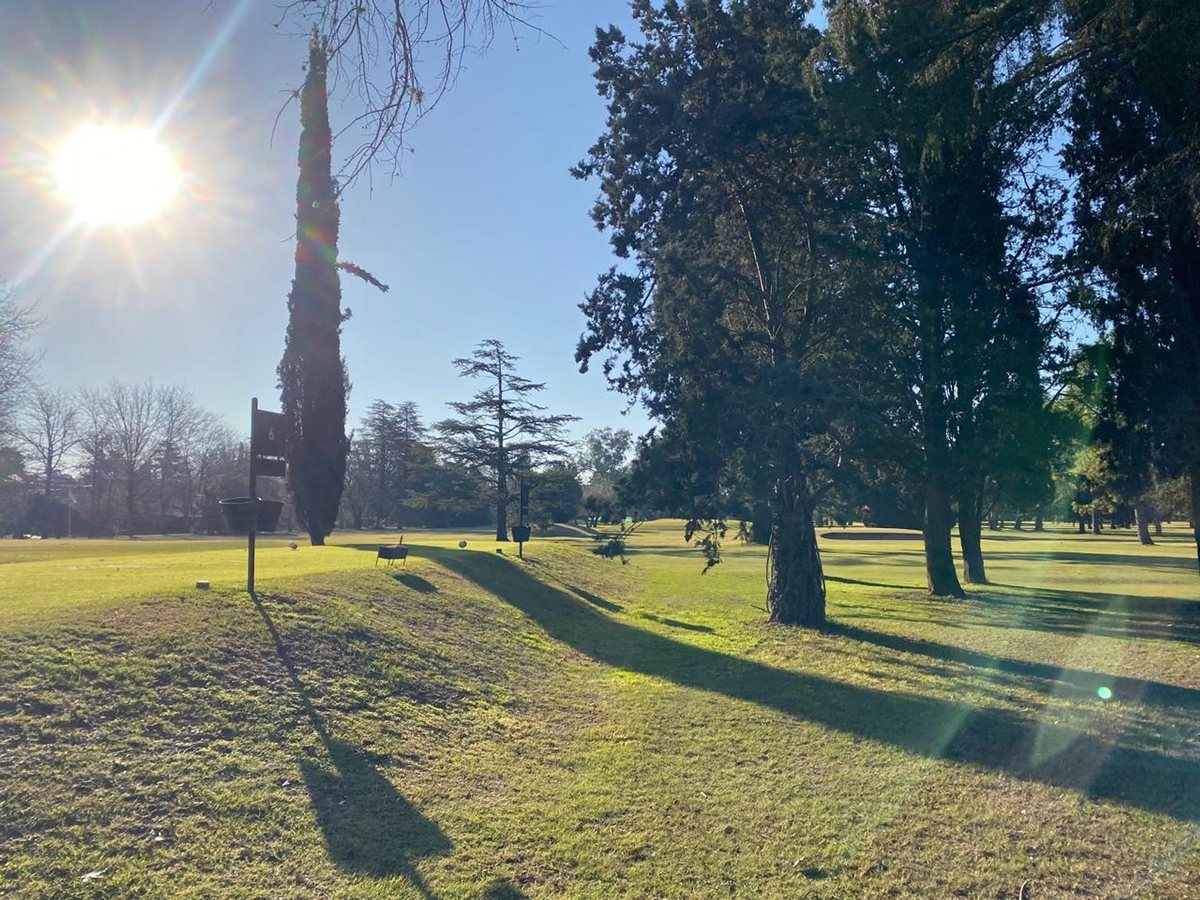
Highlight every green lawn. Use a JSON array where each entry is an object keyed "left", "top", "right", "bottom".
[{"left": 1, "top": 523, "right": 1197, "bottom": 897}]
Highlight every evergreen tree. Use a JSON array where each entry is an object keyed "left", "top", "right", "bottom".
[
  {"left": 436, "top": 340, "right": 577, "bottom": 541},
  {"left": 278, "top": 38, "right": 347, "bottom": 547},
  {"left": 1063, "top": 1, "right": 1200, "bottom": 571},
  {"left": 575, "top": 0, "right": 865, "bottom": 626},
  {"left": 818, "top": 0, "right": 1058, "bottom": 594}
]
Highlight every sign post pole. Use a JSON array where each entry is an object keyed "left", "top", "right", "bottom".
[
  {"left": 518, "top": 476, "right": 529, "bottom": 559},
  {"left": 248, "top": 398, "right": 258, "bottom": 594}
]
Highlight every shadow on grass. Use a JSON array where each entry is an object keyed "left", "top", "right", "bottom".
[
  {"left": 481, "top": 877, "right": 530, "bottom": 899},
  {"left": 567, "top": 585, "right": 624, "bottom": 613},
  {"left": 830, "top": 623, "right": 1200, "bottom": 710},
  {"left": 638, "top": 612, "right": 715, "bottom": 633},
  {"left": 396, "top": 573, "right": 439, "bottom": 594},
  {"left": 994, "top": 550, "right": 1199, "bottom": 572},
  {"left": 417, "top": 548, "right": 1200, "bottom": 823},
  {"left": 826, "top": 574, "right": 924, "bottom": 592},
  {"left": 971, "top": 584, "right": 1200, "bottom": 645},
  {"left": 250, "top": 591, "right": 450, "bottom": 892},
  {"left": 832, "top": 578, "right": 1200, "bottom": 645}
]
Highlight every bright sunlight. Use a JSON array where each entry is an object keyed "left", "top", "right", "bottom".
[{"left": 54, "top": 125, "right": 179, "bottom": 226}]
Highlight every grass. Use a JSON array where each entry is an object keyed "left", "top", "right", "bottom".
[{"left": 1, "top": 522, "right": 1198, "bottom": 897}]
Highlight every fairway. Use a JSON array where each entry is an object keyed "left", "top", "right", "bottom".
[
  {"left": 0, "top": 531, "right": 487, "bottom": 623},
  {"left": 1, "top": 523, "right": 1198, "bottom": 897}
]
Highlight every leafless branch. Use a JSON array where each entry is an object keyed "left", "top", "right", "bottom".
[{"left": 276, "top": 0, "right": 552, "bottom": 187}]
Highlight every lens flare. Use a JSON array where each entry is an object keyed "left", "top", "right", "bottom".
[{"left": 54, "top": 125, "right": 179, "bottom": 226}]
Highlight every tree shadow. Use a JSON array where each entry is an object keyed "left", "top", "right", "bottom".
[
  {"left": 481, "top": 877, "right": 530, "bottom": 899},
  {"left": 566, "top": 584, "right": 624, "bottom": 613},
  {"left": 995, "top": 550, "right": 1199, "bottom": 572},
  {"left": 298, "top": 737, "right": 450, "bottom": 883},
  {"left": 249, "top": 591, "right": 450, "bottom": 891},
  {"left": 973, "top": 585, "right": 1200, "bottom": 645},
  {"left": 829, "top": 622, "right": 1200, "bottom": 710},
  {"left": 638, "top": 612, "right": 715, "bottom": 633},
  {"left": 826, "top": 574, "right": 924, "bottom": 591},
  {"left": 396, "top": 573, "right": 439, "bottom": 594},
  {"left": 415, "top": 548, "right": 1200, "bottom": 823}
]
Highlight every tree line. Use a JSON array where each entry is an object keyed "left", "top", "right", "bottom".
[
  {"left": 0, "top": 306, "right": 617, "bottom": 538},
  {"left": 573, "top": 0, "right": 1200, "bottom": 626},
  {"left": 0, "top": 375, "right": 248, "bottom": 537}
]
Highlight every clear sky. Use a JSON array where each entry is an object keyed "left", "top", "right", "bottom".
[{"left": 0, "top": 0, "right": 658, "bottom": 443}]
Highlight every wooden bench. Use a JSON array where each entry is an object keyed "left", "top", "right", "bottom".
[{"left": 376, "top": 540, "right": 408, "bottom": 567}]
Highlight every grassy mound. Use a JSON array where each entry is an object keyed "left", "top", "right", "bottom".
[{"left": 1, "top": 524, "right": 1198, "bottom": 897}]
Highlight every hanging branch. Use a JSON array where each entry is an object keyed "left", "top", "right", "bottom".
[{"left": 277, "top": 0, "right": 550, "bottom": 187}]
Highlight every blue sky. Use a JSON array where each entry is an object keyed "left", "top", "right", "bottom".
[{"left": 0, "top": 0, "right": 659, "bottom": 442}]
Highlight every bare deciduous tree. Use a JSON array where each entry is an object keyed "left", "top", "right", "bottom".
[
  {"left": 15, "top": 387, "right": 79, "bottom": 497},
  {"left": 155, "top": 385, "right": 222, "bottom": 530},
  {"left": 97, "top": 381, "right": 167, "bottom": 535},
  {"left": 0, "top": 286, "right": 39, "bottom": 436}
]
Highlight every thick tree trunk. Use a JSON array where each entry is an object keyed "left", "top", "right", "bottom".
[
  {"left": 751, "top": 501, "right": 771, "bottom": 544},
  {"left": 1078, "top": 517, "right": 1087, "bottom": 534},
  {"left": 1033, "top": 509, "right": 1044, "bottom": 532},
  {"left": 766, "top": 478, "right": 825, "bottom": 627},
  {"left": 309, "top": 530, "right": 325, "bottom": 546},
  {"left": 1190, "top": 466, "right": 1200, "bottom": 575},
  {"left": 1154, "top": 518, "right": 1163, "bottom": 537},
  {"left": 126, "top": 476, "right": 138, "bottom": 537},
  {"left": 495, "top": 472, "right": 508, "bottom": 541},
  {"left": 924, "top": 467, "right": 965, "bottom": 597},
  {"left": 958, "top": 481, "right": 987, "bottom": 584},
  {"left": 1134, "top": 501, "right": 1154, "bottom": 545},
  {"left": 1091, "top": 509, "right": 1103, "bottom": 534}
]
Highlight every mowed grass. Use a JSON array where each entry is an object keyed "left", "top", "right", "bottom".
[
  {"left": 0, "top": 530, "right": 484, "bottom": 623},
  {"left": 1, "top": 523, "right": 1198, "bottom": 897}
]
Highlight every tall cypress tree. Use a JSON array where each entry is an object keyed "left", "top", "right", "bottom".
[{"left": 278, "top": 37, "right": 346, "bottom": 546}]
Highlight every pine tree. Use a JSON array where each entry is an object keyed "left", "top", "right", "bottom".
[{"left": 436, "top": 340, "right": 577, "bottom": 541}]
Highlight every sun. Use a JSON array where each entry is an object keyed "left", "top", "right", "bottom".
[{"left": 54, "top": 125, "right": 180, "bottom": 226}]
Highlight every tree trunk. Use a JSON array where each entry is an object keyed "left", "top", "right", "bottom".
[
  {"left": 1078, "top": 516, "right": 1087, "bottom": 534},
  {"left": 958, "top": 481, "right": 987, "bottom": 584},
  {"left": 1033, "top": 509, "right": 1044, "bottom": 532},
  {"left": 495, "top": 472, "right": 508, "bottom": 541},
  {"left": 1134, "top": 500, "right": 1154, "bottom": 545},
  {"left": 924, "top": 467, "right": 965, "bottom": 597},
  {"left": 309, "top": 530, "right": 325, "bottom": 546},
  {"left": 126, "top": 473, "right": 138, "bottom": 537},
  {"left": 766, "top": 478, "right": 825, "bottom": 627},
  {"left": 1190, "top": 465, "right": 1200, "bottom": 575},
  {"left": 751, "top": 501, "right": 771, "bottom": 544},
  {"left": 1091, "top": 509, "right": 1102, "bottom": 534}
]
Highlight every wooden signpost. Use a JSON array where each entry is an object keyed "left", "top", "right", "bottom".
[{"left": 246, "top": 398, "right": 288, "bottom": 594}]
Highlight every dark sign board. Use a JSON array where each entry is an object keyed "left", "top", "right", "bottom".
[
  {"left": 252, "top": 409, "right": 288, "bottom": 459},
  {"left": 256, "top": 457, "right": 287, "bottom": 478}
]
